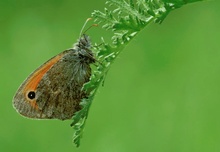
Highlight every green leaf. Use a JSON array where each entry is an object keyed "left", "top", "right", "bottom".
[{"left": 71, "top": 0, "right": 205, "bottom": 147}]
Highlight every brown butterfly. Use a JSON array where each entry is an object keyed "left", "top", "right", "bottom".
[{"left": 13, "top": 19, "right": 96, "bottom": 120}]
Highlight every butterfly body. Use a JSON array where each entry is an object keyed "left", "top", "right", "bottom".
[{"left": 13, "top": 35, "right": 95, "bottom": 120}]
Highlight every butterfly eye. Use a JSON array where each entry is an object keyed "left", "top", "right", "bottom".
[{"left": 27, "top": 91, "right": 36, "bottom": 100}]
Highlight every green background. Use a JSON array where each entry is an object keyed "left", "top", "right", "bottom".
[{"left": 1, "top": 0, "right": 220, "bottom": 152}]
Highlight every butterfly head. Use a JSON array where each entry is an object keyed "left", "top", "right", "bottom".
[{"left": 74, "top": 34, "right": 96, "bottom": 64}]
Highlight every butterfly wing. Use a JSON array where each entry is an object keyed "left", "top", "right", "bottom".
[{"left": 13, "top": 49, "right": 91, "bottom": 120}]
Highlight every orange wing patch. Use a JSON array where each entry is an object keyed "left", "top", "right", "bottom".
[{"left": 23, "top": 54, "right": 64, "bottom": 94}]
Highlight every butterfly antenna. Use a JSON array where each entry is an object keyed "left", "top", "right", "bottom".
[{"left": 79, "top": 18, "right": 98, "bottom": 39}]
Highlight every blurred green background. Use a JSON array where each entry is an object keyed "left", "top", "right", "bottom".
[{"left": 1, "top": 0, "right": 220, "bottom": 152}]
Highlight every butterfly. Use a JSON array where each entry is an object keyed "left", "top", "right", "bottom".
[{"left": 13, "top": 19, "right": 96, "bottom": 120}]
